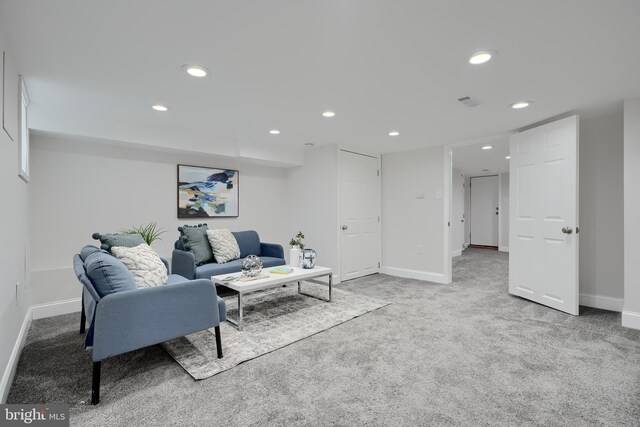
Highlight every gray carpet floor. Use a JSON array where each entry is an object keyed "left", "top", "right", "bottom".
[{"left": 8, "top": 249, "right": 640, "bottom": 426}]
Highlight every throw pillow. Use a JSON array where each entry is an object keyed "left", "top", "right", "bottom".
[
  {"left": 84, "top": 250, "right": 137, "bottom": 297},
  {"left": 206, "top": 228, "right": 241, "bottom": 263},
  {"left": 111, "top": 244, "right": 168, "bottom": 288},
  {"left": 92, "top": 232, "right": 146, "bottom": 253},
  {"left": 178, "top": 224, "right": 214, "bottom": 266}
]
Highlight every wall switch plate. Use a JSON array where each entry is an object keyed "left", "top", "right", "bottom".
[{"left": 416, "top": 193, "right": 425, "bottom": 199}]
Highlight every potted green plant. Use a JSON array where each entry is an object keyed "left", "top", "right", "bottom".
[
  {"left": 289, "top": 231, "right": 305, "bottom": 249},
  {"left": 120, "top": 222, "right": 167, "bottom": 246}
]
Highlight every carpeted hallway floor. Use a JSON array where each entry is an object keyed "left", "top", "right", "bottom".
[{"left": 8, "top": 248, "right": 640, "bottom": 426}]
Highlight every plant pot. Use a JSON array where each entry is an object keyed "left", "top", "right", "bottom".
[{"left": 289, "top": 247, "right": 302, "bottom": 268}]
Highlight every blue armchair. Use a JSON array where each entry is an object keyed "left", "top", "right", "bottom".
[
  {"left": 73, "top": 245, "right": 226, "bottom": 404},
  {"left": 172, "top": 230, "right": 285, "bottom": 279}
]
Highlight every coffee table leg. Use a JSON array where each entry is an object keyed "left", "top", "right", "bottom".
[
  {"left": 298, "top": 274, "right": 332, "bottom": 302},
  {"left": 226, "top": 291, "right": 244, "bottom": 331},
  {"left": 237, "top": 292, "right": 243, "bottom": 331}
]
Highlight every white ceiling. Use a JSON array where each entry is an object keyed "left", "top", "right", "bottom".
[
  {"left": 2, "top": 0, "right": 639, "bottom": 162},
  {"left": 453, "top": 138, "right": 510, "bottom": 177}
]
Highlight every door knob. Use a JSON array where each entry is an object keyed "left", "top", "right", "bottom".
[
  {"left": 561, "top": 227, "right": 573, "bottom": 234},
  {"left": 341, "top": 225, "right": 348, "bottom": 230}
]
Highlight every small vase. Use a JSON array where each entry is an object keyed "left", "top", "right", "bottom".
[
  {"left": 300, "top": 248, "right": 317, "bottom": 269},
  {"left": 289, "top": 247, "right": 302, "bottom": 268}
]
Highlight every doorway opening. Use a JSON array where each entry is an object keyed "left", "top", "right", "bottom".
[
  {"left": 450, "top": 138, "right": 510, "bottom": 259},
  {"left": 445, "top": 115, "right": 579, "bottom": 315}
]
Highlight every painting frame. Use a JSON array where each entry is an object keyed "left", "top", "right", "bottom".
[{"left": 177, "top": 164, "right": 240, "bottom": 219}]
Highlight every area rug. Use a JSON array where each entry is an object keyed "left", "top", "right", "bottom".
[{"left": 161, "top": 282, "right": 390, "bottom": 380}]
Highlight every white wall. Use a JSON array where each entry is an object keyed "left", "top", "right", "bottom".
[
  {"left": 578, "top": 113, "right": 624, "bottom": 310},
  {"left": 29, "top": 133, "right": 291, "bottom": 306},
  {"left": 623, "top": 98, "right": 640, "bottom": 328},
  {"left": 381, "top": 146, "right": 446, "bottom": 283},
  {"left": 499, "top": 173, "right": 509, "bottom": 251},
  {"left": 0, "top": 32, "right": 31, "bottom": 402},
  {"left": 285, "top": 145, "right": 340, "bottom": 281},
  {"left": 451, "top": 169, "right": 464, "bottom": 256}
]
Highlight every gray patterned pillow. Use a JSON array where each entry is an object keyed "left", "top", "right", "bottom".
[
  {"left": 206, "top": 229, "right": 241, "bottom": 263},
  {"left": 111, "top": 244, "right": 168, "bottom": 288}
]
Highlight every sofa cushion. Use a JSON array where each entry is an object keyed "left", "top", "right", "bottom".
[
  {"left": 92, "top": 232, "right": 146, "bottom": 253},
  {"left": 84, "top": 250, "right": 137, "bottom": 297},
  {"left": 206, "top": 228, "right": 241, "bottom": 263},
  {"left": 111, "top": 244, "right": 168, "bottom": 288},
  {"left": 232, "top": 230, "right": 262, "bottom": 258},
  {"left": 195, "top": 256, "right": 285, "bottom": 279},
  {"left": 178, "top": 224, "right": 214, "bottom": 266}
]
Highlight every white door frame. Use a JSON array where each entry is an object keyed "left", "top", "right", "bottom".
[
  {"left": 337, "top": 147, "right": 382, "bottom": 282},
  {"left": 444, "top": 133, "right": 514, "bottom": 283},
  {"left": 444, "top": 146, "right": 452, "bottom": 284}
]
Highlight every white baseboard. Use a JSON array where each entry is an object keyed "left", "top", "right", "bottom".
[
  {"left": 451, "top": 248, "right": 462, "bottom": 257},
  {"left": 579, "top": 293, "right": 623, "bottom": 312},
  {"left": 499, "top": 246, "right": 510, "bottom": 253},
  {"left": 32, "top": 297, "right": 81, "bottom": 320},
  {"left": 1, "top": 307, "right": 32, "bottom": 404},
  {"left": 622, "top": 311, "right": 640, "bottom": 330},
  {"left": 381, "top": 266, "right": 446, "bottom": 284}
]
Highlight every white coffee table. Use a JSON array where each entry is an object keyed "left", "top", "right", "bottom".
[{"left": 212, "top": 266, "right": 333, "bottom": 331}]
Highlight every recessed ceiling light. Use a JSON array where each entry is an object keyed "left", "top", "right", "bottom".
[
  {"left": 388, "top": 131, "right": 400, "bottom": 136},
  {"left": 469, "top": 50, "right": 497, "bottom": 65},
  {"left": 322, "top": 111, "right": 336, "bottom": 118},
  {"left": 182, "top": 65, "right": 209, "bottom": 78},
  {"left": 506, "top": 156, "right": 511, "bottom": 159},
  {"left": 269, "top": 129, "right": 280, "bottom": 135},
  {"left": 304, "top": 142, "right": 315, "bottom": 148},
  {"left": 482, "top": 169, "right": 489, "bottom": 172},
  {"left": 510, "top": 101, "right": 532, "bottom": 109},
  {"left": 152, "top": 104, "right": 168, "bottom": 112},
  {"left": 482, "top": 145, "right": 493, "bottom": 150}
]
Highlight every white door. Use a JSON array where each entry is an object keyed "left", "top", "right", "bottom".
[
  {"left": 509, "top": 115, "right": 579, "bottom": 315},
  {"left": 470, "top": 176, "right": 499, "bottom": 246},
  {"left": 339, "top": 150, "right": 380, "bottom": 281}
]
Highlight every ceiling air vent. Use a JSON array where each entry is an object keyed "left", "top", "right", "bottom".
[{"left": 458, "top": 96, "right": 481, "bottom": 108}]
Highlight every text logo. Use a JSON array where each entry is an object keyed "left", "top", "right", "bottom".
[{"left": 0, "top": 405, "right": 69, "bottom": 427}]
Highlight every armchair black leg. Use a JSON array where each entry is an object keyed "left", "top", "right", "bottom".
[
  {"left": 91, "top": 361, "right": 101, "bottom": 405},
  {"left": 214, "top": 326, "right": 223, "bottom": 359},
  {"left": 79, "top": 298, "right": 86, "bottom": 334}
]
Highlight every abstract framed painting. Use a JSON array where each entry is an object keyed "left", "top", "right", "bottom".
[{"left": 177, "top": 164, "right": 239, "bottom": 218}]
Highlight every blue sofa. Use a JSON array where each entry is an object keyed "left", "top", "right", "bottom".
[
  {"left": 171, "top": 230, "right": 286, "bottom": 279},
  {"left": 73, "top": 245, "right": 226, "bottom": 404}
]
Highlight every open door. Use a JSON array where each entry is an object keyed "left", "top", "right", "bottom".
[{"left": 509, "top": 115, "right": 579, "bottom": 315}]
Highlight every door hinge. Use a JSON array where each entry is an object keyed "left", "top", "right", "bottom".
[
  {"left": 378, "top": 216, "right": 380, "bottom": 222},
  {"left": 448, "top": 221, "right": 450, "bottom": 227},
  {"left": 378, "top": 262, "right": 380, "bottom": 268},
  {"left": 377, "top": 170, "right": 380, "bottom": 177}
]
